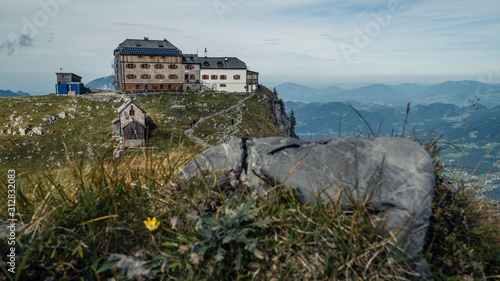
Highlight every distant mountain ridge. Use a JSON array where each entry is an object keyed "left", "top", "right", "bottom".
[
  {"left": 0, "top": 89, "right": 30, "bottom": 97},
  {"left": 285, "top": 99, "right": 500, "bottom": 183},
  {"left": 276, "top": 80, "right": 500, "bottom": 108},
  {"left": 86, "top": 75, "right": 115, "bottom": 90}
]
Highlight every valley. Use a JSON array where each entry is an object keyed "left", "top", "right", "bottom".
[{"left": 278, "top": 81, "right": 500, "bottom": 199}]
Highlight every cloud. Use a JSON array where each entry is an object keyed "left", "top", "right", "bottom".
[
  {"left": 109, "top": 22, "right": 183, "bottom": 33},
  {"left": 0, "top": 34, "right": 34, "bottom": 56},
  {"left": 47, "top": 32, "right": 54, "bottom": 44},
  {"left": 19, "top": 34, "right": 32, "bottom": 47},
  {"left": 0, "top": 40, "right": 16, "bottom": 56}
]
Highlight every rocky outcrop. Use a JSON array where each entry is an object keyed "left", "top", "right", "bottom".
[
  {"left": 42, "top": 116, "right": 57, "bottom": 124},
  {"left": 264, "top": 96, "right": 297, "bottom": 138},
  {"left": 179, "top": 137, "right": 435, "bottom": 278}
]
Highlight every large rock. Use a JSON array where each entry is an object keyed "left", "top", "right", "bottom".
[
  {"left": 179, "top": 137, "right": 435, "bottom": 278},
  {"left": 19, "top": 127, "right": 28, "bottom": 135}
]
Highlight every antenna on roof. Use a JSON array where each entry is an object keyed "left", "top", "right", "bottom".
[
  {"left": 197, "top": 48, "right": 198, "bottom": 56},
  {"left": 60, "top": 68, "right": 62, "bottom": 73}
]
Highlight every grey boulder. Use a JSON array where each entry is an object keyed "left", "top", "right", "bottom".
[{"left": 179, "top": 137, "right": 435, "bottom": 278}]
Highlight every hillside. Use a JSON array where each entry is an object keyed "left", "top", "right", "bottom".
[
  {"left": 0, "top": 87, "right": 295, "bottom": 173},
  {"left": 1, "top": 88, "right": 499, "bottom": 280}
]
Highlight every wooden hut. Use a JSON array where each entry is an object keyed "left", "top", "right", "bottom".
[{"left": 114, "top": 99, "right": 147, "bottom": 147}]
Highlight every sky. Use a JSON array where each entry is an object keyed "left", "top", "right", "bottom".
[{"left": 0, "top": 0, "right": 499, "bottom": 94}]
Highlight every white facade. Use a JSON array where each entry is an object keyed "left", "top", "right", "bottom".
[{"left": 200, "top": 69, "right": 248, "bottom": 92}]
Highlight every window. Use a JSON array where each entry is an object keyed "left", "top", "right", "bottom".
[
  {"left": 126, "top": 64, "right": 136, "bottom": 69},
  {"left": 126, "top": 74, "right": 137, "bottom": 79},
  {"left": 167, "top": 85, "right": 173, "bottom": 90},
  {"left": 140, "top": 64, "right": 150, "bottom": 69},
  {"left": 190, "top": 75, "right": 196, "bottom": 79},
  {"left": 217, "top": 61, "right": 224, "bottom": 68},
  {"left": 168, "top": 65, "right": 178, "bottom": 69},
  {"left": 203, "top": 61, "right": 209, "bottom": 67},
  {"left": 220, "top": 84, "right": 227, "bottom": 87},
  {"left": 185, "top": 65, "right": 195, "bottom": 69},
  {"left": 169, "top": 74, "right": 178, "bottom": 79},
  {"left": 135, "top": 85, "right": 141, "bottom": 89},
  {"left": 211, "top": 75, "right": 218, "bottom": 80},
  {"left": 202, "top": 75, "right": 209, "bottom": 80},
  {"left": 160, "top": 84, "right": 165, "bottom": 89},
  {"left": 137, "top": 56, "right": 143, "bottom": 58},
  {"left": 130, "top": 106, "right": 135, "bottom": 116},
  {"left": 234, "top": 75, "right": 241, "bottom": 80},
  {"left": 154, "top": 64, "right": 164, "bottom": 69},
  {"left": 220, "top": 75, "right": 227, "bottom": 80},
  {"left": 156, "top": 74, "right": 165, "bottom": 79},
  {"left": 141, "top": 74, "right": 151, "bottom": 79},
  {"left": 150, "top": 56, "right": 154, "bottom": 58}
]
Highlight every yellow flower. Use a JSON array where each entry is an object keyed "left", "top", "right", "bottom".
[{"left": 144, "top": 217, "right": 160, "bottom": 231}]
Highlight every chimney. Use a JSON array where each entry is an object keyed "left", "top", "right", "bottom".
[
  {"left": 144, "top": 37, "right": 149, "bottom": 40},
  {"left": 204, "top": 48, "right": 207, "bottom": 58}
]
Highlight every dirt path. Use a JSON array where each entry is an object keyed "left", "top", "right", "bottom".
[{"left": 184, "top": 93, "right": 254, "bottom": 148}]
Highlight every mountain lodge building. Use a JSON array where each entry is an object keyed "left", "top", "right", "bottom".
[{"left": 113, "top": 37, "right": 259, "bottom": 93}]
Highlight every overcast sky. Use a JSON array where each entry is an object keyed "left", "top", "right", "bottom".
[{"left": 1, "top": 0, "right": 499, "bottom": 94}]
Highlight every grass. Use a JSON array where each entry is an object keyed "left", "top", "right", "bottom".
[
  {"left": 0, "top": 91, "right": 498, "bottom": 280},
  {"left": 1, "top": 131, "right": 499, "bottom": 280},
  {"left": 0, "top": 89, "right": 288, "bottom": 175}
]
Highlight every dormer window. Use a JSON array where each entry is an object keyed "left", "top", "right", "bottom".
[
  {"left": 203, "top": 61, "right": 209, "bottom": 67},
  {"left": 217, "top": 61, "right": 223, "bottom": 68}
]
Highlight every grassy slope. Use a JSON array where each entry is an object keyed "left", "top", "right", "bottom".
[
  {"left": 0, "top": 90, "right": 499, "bottom": 280},
  {"left": 0, "top": 95, "right": 116, "bottom": 173},
  {"left": 0, "top": 87, "right": 286, "bottom": 174}
]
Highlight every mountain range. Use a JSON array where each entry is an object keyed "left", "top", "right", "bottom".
[
  {"left": 277, "top": 80, "right": 500, "bottom": 108},
  {"left": 286, "top": 99, "right": 500, "bottom": 182},
  {"left": 0, "top": 89, "right": 30, "bottom": 97},
  {"left": 86, "top": 75, "right": 115, "bottom": 90}
]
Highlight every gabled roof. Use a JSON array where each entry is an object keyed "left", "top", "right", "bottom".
[
  {"left": 182, "top": 54, "right": 201, "bottom": 64},
  {"left": 121, "top": 117, "right": 146, "bottom": 129},
  {"left": 114, "top": 38, "right": 182, "bottom": 56},
  {"left": 121, "top": 47, "right": 181, "bottom": 56},
  {"left": 200, "top": 57, "right": 247, "bottom": 70},
  {"left": 117, "top": 99, "right": 146, "bottom": 114}
]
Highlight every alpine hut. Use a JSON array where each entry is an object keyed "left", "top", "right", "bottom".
[{"left": 114, "top": 99, "right": 147, "bottom": 147}]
